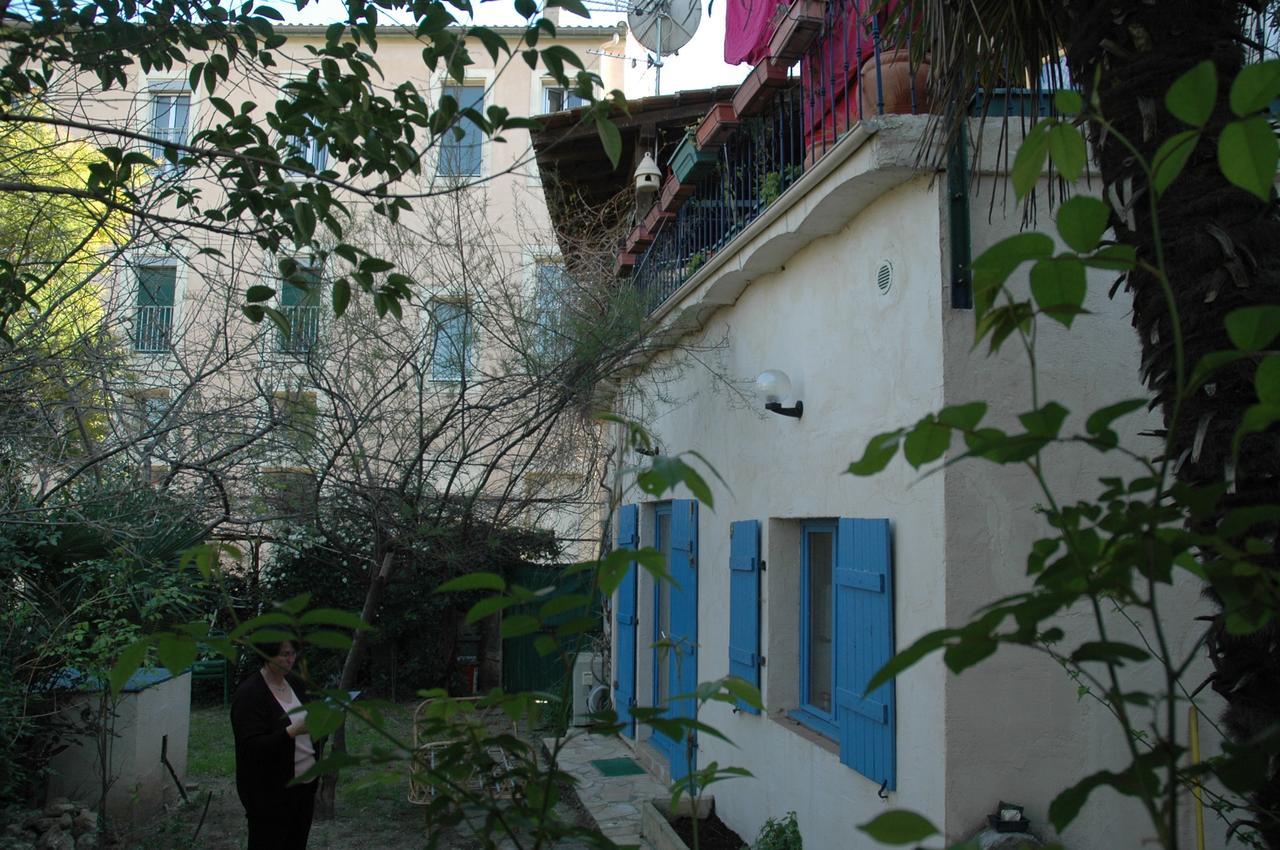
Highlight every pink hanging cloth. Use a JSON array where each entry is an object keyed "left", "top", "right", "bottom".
[{"left": 724, "top": 0, "right": 787, "bottom": 66}]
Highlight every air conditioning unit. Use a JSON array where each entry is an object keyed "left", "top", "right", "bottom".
[{"left": 571, "top": 651, "right": 609, "bottom": 726}]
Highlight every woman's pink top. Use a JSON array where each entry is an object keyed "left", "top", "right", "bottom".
[{"left": 269, "top": 681, "right": 317, "bottom": 781}]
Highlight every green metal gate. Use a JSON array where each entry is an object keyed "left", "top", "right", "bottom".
[{"left": 501, "top": 564, "right": 601, "bottom": 697}]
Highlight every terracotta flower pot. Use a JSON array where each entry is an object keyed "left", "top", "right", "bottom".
[
  {"left": 733, "top": 59, "right": 790, "bottom": 118},
  {"left": 695, "top": 102, "right": 740, "bottom": 148},
  {"left": 859, "top": 48, "right": 931, "bottom": 116},
  {"left": 643, "top": 203, "right": 675, "bottom": 232},
  {"left": 659, "top": 174, "right": 696, "bottom": 213},
  {"left": 615, "top": 252, "right": 638, "bottom": 278},
  {"left": 767, "top": 0, "right": 825, "bottom": 65},
  {"left": 626, "top": 224, "right": 654, "bottom": 254}
]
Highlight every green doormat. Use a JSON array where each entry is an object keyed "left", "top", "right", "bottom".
[{"left": 591, "top": 757, "right": 645, "bottom": 776}]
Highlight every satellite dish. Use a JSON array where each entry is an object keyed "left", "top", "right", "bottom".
[{"left": 629, "top": 0, "right": 701, "bottom": 56}]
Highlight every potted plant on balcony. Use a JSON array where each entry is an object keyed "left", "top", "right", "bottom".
[
  {"left": 767, "top": 0, "right": 826, "bottom": 66},
  {"left": 668, "top": 128, "right": 719, "bottom": 183},
  {"left": 759, "top": 170, "right": 784, "bottom": 207},
  {"left": 683, "top": 250, "right": 707, "bottom": 278},
  {"left": 643, "top": 203, "right": 675, "bottom": 233},
  {"left": 659, "top": 173, "right": 696, "bottom": 213},
  {"left": 625, "top": 224, "right": 654, "bottom": 254},
  {"left": 859, "top": 47, "right": 931, "bottom": 116},
  {"left": 695, "top": 102, "right": 740, "bottom": 147},
  {"left": 733, "top": 58, "right": 791, "bottom": 118}
]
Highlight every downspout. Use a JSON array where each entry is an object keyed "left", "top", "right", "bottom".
[{"left": 948, "top": 132, "right": 973, "bottom": 310}]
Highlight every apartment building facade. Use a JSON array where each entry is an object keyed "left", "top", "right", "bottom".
[{"left": 73, "top": 20, "right": 633, "bottom": 560}]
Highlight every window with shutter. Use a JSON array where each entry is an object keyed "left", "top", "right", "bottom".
[
  {"left": 784, "top": 516, "right": 896, "bottom": 789},
  {"left": 652, "top": 499, "right": 698, "bottom": 782},
  {"left": 429, "top": 300, "right": 474, "bottom": 382},
  {"left": 279, "top": 260, "right": 323, "bottom": 354},
  {"left": 795, "top": 521, "right": 838, "bottom": 739},
  {"left": 134, "top": 264, "right": 176, "bottom": 352},
  {"left": 728, "top": 519, "right": 762, "bottom": 714},
  {"left": 834, "top": 517, "right": 895, "bottom": 790},
  {"left": 614, "top": 504, "right": 639, "bottom": 737}
]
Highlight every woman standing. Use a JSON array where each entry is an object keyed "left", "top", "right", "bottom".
[{"left": 230, "top": 639, "right": 321, "bottom": 850}]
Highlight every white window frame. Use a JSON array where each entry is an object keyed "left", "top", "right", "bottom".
[
  {"left": 430, "top": 70, "right": 494, "bottom": 181},
  {"left": 143, "top": 80, "right": 193, "bottom": 169},
  {"left": 278, "top": 77, "right": 329, "bottom": 175},
  {"left": 540, "top": 81, "right": 590, "bottom": 115},
  {"left": 426, "top": 297, "right": 476, "bottom": 382}
]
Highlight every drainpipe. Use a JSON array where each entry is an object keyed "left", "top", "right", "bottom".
[{"left": 948, "top": 131, "right": 974, "bottom": 309}]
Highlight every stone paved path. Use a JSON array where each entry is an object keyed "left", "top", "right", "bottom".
[{"left": 545, "top": 732, "right": 668, "bottom": 850}]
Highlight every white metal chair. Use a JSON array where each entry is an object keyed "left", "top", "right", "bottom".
[{"left": 407, "top": 695, "right": 520, "bottom": 806}]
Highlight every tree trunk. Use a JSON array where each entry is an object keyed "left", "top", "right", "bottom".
[
  {"left": 314, "top": 551, "right": 396, "bottom": 820},
  {"left": 1062, "top": 2, "right": 1280, "bottom": 843}
]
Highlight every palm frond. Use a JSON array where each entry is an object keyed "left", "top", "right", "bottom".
[{"left": 880, "top": 0, "right": 1070, "bottom": 163}]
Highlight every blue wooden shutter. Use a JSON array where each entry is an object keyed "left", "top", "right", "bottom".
[
  {"left": 834, "top": 518, "right": 895, "bottom": 789},
  {"left": 615, "top": 504, "right": 639, "bottom": 737},
  {"left": 667, "top": 499, "right": 699, "bottom": 782},
  {"left": 728, "top": 519, "right": 762, "bottom": 714}
]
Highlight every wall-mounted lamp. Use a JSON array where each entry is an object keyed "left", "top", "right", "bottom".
[
  {"left": 756, "top": 369, "right": 803, "bottom": 419},
  {"left": 634, "top": 152, "right": 661, "bottom": 197}
]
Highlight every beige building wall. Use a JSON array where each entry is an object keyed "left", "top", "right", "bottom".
[{"left": 72, "top": 23, "right": 631, "bottom": 559}]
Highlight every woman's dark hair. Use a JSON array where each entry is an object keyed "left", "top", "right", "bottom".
[{"left": 253, "top": 638, "right": 300, "bottom": 658}]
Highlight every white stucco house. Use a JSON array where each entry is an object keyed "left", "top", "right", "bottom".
[{"left": 534, "top": 72, "right": 1221, "bottom": 850}]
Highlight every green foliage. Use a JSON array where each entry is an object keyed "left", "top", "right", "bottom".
[
  {"left": 261, "top": 493, "right": 558, "bottom": 693},
  {"left": 754, "top": 811, "right": 802, "bottom": 850},
  {"left": 684, "top": 250, "right": 707, "bottom": 277},
  {"left": 0, "top": 108, "right": 126, "bottom": 338},
  {"left": 858, "top": 811, "right": 939, "bottom": 845},
  {"left": 0, "top": 482, "right": 216, "bottom": 805}
]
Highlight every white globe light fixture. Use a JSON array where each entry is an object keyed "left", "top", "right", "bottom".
[{"left": 755, "top": 369, "right": 803, "bottom": 419}]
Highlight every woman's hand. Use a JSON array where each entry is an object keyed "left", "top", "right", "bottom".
[{"left": 286, "top": 717, "right": 309, "bottom": 738}]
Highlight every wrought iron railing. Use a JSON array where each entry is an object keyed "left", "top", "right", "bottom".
[
  {"left": 133, "top": 305, "right": 173, "bottom": 352},
  {"left": 632, "top": 0, "right": 926, "bottom": 314},
  {"left": 633, "top": 88, "right": 805, "bottom": 313},
  {"left": 278, "top": 304, "right": 322, "bottom": 354}
]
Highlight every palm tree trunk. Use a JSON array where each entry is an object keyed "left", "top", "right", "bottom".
[{"left": 1062, "top": 1, "right": 1280, "bottom": 843}]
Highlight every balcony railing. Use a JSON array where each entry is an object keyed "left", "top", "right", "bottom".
[
  {"left": 133, "top": 305, "right": 173, "bottom": 353},
  {"left": 633, "top": 87, "right": 806, "bottom": 313},
  {"left": 632, "top": 0, "right": 927, "bottom": 314},
  {"left": 278, "top": 304, "right": 322, "bottom": 354}
]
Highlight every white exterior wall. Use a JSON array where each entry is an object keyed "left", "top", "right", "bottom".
[
  {"left": 938, "top": 174, "right": 1225, "bottom": 849},
  {"left": 47, "top": 672, "right": 191, "bottom": 822},
  {"left": 611, "top": 115, "right": 1224, "bottom": 850},
  {"left": 614, "top": 121, "right": 954, "bottom": 847}
]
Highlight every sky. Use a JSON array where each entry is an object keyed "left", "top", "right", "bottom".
[{"left": 284, "top": 0, "right": 747, "bottom": 95}]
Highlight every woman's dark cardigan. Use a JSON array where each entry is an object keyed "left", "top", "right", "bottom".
[{"left": 230, "top": 672, "right": 324, "bottom": 815}]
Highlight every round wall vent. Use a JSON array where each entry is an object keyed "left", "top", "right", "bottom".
[{"left": 875, "top": 259, "right": 894, "bottom": 295}]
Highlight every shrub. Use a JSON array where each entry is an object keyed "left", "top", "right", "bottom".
[{"left": 754, "top": 811, "right": 801, "bottom": 850}]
